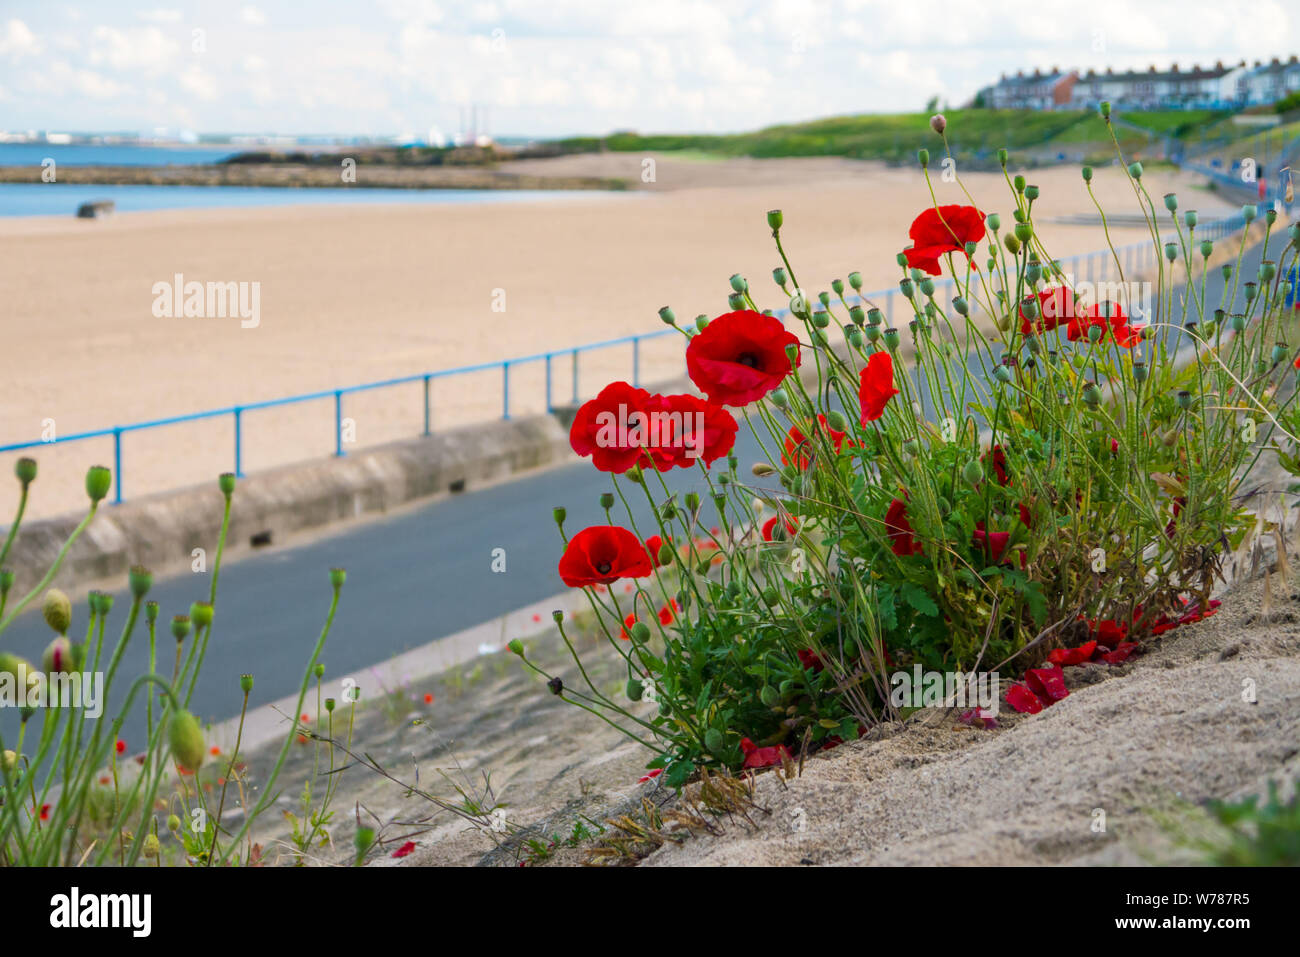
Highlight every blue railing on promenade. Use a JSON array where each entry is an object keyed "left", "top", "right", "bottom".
[{"left": 0, "top": 208, "right": 1267, "bottom": 506}]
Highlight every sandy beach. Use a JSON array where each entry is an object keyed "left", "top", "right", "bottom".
[{"left": 0, "top": 155, "right": 1233, "bottom": 520}]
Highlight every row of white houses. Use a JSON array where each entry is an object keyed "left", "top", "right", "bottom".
[{"left": 977, "top": 57, "right": 1300, "bottom": 112}]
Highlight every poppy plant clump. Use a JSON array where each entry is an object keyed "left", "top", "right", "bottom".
[{"left": 517, "top": 111, "right": 1298, "bottom": 789}]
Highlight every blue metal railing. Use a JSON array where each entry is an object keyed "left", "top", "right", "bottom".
[{"left": 0, "top": 208, "right": 1263, "bottom": 506}]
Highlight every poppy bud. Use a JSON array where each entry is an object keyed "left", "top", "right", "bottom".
[
  {"left": 313, "top": 663, "right": 325, "bottom": 679},
  {"left": 704, "top": 728, "right": 724, "bottom": 753},
  {"left": 43, "top": 589, "right": 72, "bottom": 635},
  {"left": 766, "top": 209, "right": 783, "bottom": 231},
  {"left": 547, "top": 676, "right": 563, "bottom": 696},
  {"left": 917, "top": 148, "right": 929, "bottom": 168},
  {"left": 94, "top": 591, "right": 114, "bottom": 616},
  {"left": 1099, "top": 101, "right": 1111, "bottom": 119},
  {"left": 986, "top": 213, "right": 1000, "bottom": 232},
  {"left": 190, "top": 601, "right": 214, "bottom": 630},
  {"left": 759, "top": 685, "right": 779, "bottom": 707},
  {"left": 143, "top": 834, "right": 161, "bottom": 859},
  {"left": 626, "top": 679, "right": 644, "bottom": 702},
  {"left": 1014, "top": 223, "right": 1033, "bottom": 243},
  {"left": 168, "top": 710, "right": 205, "bottom": 772},
  {"left": 772, "top": 266, "right": 787, "bottom": 288},
  {"left": 145, "top": 601, "right": 158, "bottom": 625},
  {"left": 784, "top": 343, "right": 798, "bottom": 368},
  {"left": 218, "top": 472, "right": 236, "bottom": 498},
  {"left": 1081, "top": 166, "right": 1093, "bottom": 183},
  {"left": 15, "top": 457, "right": 36, "bottom": 488},
  {"left": 1127, "top": 162, "right": 1142, "bottom": 180},
  {"left": 129, "top": 565, "right": 153, "bottom": 600},
  {"left": 1003, "top": 235, "right": 1021, "bottom": 255},
  {"left": 552, "top": 506, "right": 566, "bottom": 528},
  {"left": 43, "top": 636, "right": 73, "bottom": 675},
  {"left": 85, "top": 465, "right": 112, "bottom": 503},
  {"left": 171, "top": 615, "right": 191, "bottom": 642},
  {"left": 962, "top": 460, "right": 984, "bottom": 486},
  {"left": 997, "top": 148, "right": 1008, "bottom": 168},
  {"left": 685, "top": 491, "right": 700, "bottom": 514},
  {"left": 167, "top": 814, "right": 181, "bottom": 832}
]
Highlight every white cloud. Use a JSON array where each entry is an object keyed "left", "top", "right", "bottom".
[
  {"left": 240, "top": 6, "right": 267, "bottom": 26},
  {"left": 87, "top": 25, "right": 179, "bottom": 74},
  {"left": 0, "top": 18, "right": 41, "bottom": 58},
  {"left": 136, "top": 9, "right": 183, "bottom": 24}
]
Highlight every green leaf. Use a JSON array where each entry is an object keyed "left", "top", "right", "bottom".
[{"left": 900, "top": 582, "right": 940, "bottom": 618}]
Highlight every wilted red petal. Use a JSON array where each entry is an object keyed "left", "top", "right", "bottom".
[
  {"left": 1100, "top": 641, "right": 1140, "bottom": 664},
  {"left": 1024, "top": 665, "right": 1069, "bottom": 702},
  {"left": 392, "top": 841, "right": 417, "bottom": 858},
  {"left": 1005, "top": 683, "right": 1044, "bottom": 714},
  {"left": 1048, "top": 640, "right": 1098, "bottom": 666}
]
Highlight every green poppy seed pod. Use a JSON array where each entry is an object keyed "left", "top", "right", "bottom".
[
  {"left": 168, "top": 710, "right": 205, "bottom": 773},
  {"left": 551, "top": 609, "right": 564, "bottom": 624},
  {"left": 1289, "top": 223, "right": 1300, "bottom": 245},
  {"left": 772, "top": 266, "right": 787, "bottom": 287},
  {"left": 1244, "top": 282, "right": 1257, "bottom": 302},
  {"left": 1231, "top": 314, "right": 1246, "bottom": 332},
  {"left": 883, "top": 327, "right": 901, "bottom": 350},
  {"left": 1099, "top": 100, "right": 1111, "bottom": 118},
  {"left": 986, "top": 212, "right": 1000, "bottom": 232},
  {"left": 143, "top": 834, "right": 161, "bottom": 859},
  {"left": 1132, "top": 361, "right": 1148, "bottom": 384},
  {"left": 1260, "top": 260, "right": 1277, "bottom": 282},
  {"left": 190, "top": 601, "right": 213, "bottom": 630},
  {"left": 993, "top": 365, "right": 1012, "bottom": 384},
  {"left": 1267, "top": 208, "right": 1277, "bottom": 226},
  {"left": 1082, "top": 384, "right": 1101, "bottom": 407},
  {"left": 1221, "top": 264, "right": 1233, "bottom": 284},
  {"left": 961, "top": 459, "right": 984, "bottom": 487},
  {"left": 239, "top": 673, "right": 254, "bottom": 694},
  {"left": 864, "top": 324, "right": 881, "bottom": 343},
  {"left": 324, "top": 697, "right": 336, "bottom": 714},
  {"left": 952, "top": 296, "right": 969, "bottom": 316},
  {"left": 729, "top": 273, "right": 747, "bottom": 294},
  {"left": 171, "top": 615, "right": 191, "bottom": 642},
  {"left": 917, "top": 148, "right": 929, "bottom": 168},
  {"left": 1014, "top": 222, "right": 1033, "bottom": 243},
  {"left": 1025, "top": 184, "right": 1040, "bottom": 201},
  {"left": 1254, "top": 358, "right": 1268, "bottom": 376},
  {"left": 313, "top": 663, "right": 325, "bottom": 679},
  {"left": 42, "top": 588, "right": 72, "bottom": 635},
  {"left": 1026, "top": 260, "right": 1042, "bottom": 283},
  {"left": 1163, "top": 193, "right": 1177, "bottom": 212},
  {"left": 128, "top": 565, "right": 152, "bottom": 600},
  {"left": 825, "top": 409, "right": 848, "bottom": 433},
  {"left": 1164, "top": 242, "right": 1178, "bottom": 262},
  {"left": 1088, "top": 323, "right": 1103, "bottom": 343},
  {"left": 0, "top": 568, "right": 12, "bottom": 597},
  {"left": 598, "top": 492, "right": 615, "bottom": 511},
  {"left": 218, "top": 472, "right": 236, "bottom": 498},
  {"left": 1127, "top": 161, "right": 1143, "bottom": 180},
  {"left": 685, "top": 491, "right": 701, "bottom": 513},
  {"left": 1242, "top": 204, "right": 1256, "bottom": 224},
  {"left": 899, "top": 278, "right": 914, "bottom": 299},
  {"left": 848, "top": 305, "right": 865, "bottom": 326},
  {"left": 15, "top": 457, "right": 37, "bottom": 488},
  {"left": 1081, "top": 165, "right": 1093, "bottom": 183},
  {"left": 1012, "top": 174, "right": 1026, "bottom": 194},
  {"left": 831, "top": 278, "right": 845, "bottom": 296},
  {"left": 919, "top": 277, "right": 935, "bottom": 298},
  {"left": 625, "top": 678, "right": 644, "bottom": 702},
  {"left": 1200, "top": 239, "right": 1213, "bottom": 259},
  {"left": 1020, "top": 296, "right": 1040, "bottom": 320},
  {"left": 84, "top": 465, "right": 112, "bottom": 503},
  {"left": 727, "top": 292, "right": 745, "bottom": 310},
  {"left": 997, "top": 148, "right": 1008, "bottom": 168},
  {"left": 1175, "top": 391, "right": 1192, "bottom": 410},
  {"left": 1271, "top": 343, "right": 1288, "bottom": 365},
  {"left": 657, "top": 306, "right": 676, "bottom": 325},
  {"left": 552, "top": 506, "right": 566, "bottom": 528},
  {"left": 848, "top": 271, "right": 863, "bottom": 291},
  {"left": 704, "top": 728, "right": 724, "bottom": 753},
  {"left": 1003, "top": 234, "right": 1021, "bottom": 255},
  {"left": 770, "top": 388, "right": 788, "bottom": 409},
  {"left": 1184, "top": 209, "right": 1198, "bottom": 228},
  {"left": 167, "top": 814, "right": 181, "bottom": 832},
  {"left": 766, "top": 209, "right": 783, "bottom": 231},
  {"left": 98, "top": 592, "right": 114, "bottom": 616},
  {"left": 812, "top": 311, "right": 830, "bottom": 328},
  {"left": 866, "top": 307, "right": 883, "bottom": 325},
  {"left": 145, "top": 601, "right": 158, "bottom": 625},
  {"left": 630, "top": 621, "right": 651, "bottom": 643}
]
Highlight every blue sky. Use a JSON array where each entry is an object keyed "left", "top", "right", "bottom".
[{"left": 1, "top": 1, "right": 1297, "bottom": 138}]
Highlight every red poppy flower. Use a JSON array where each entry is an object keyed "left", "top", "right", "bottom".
[
  {"left": 423, "top": 693, "right": 434, "bottom": 704},
  {"left": 40, "top": 803, "right": 50, "bottom": 821},
  {"left": 1047, "top": 640, "right": 1098, "bottom": 666},
  {"left": 637, "top": 768, "right": 664, "bottom": 784},
  {"left": 1099, "top": 641, "right": 1139, "bottom": 664},
  {"left": 115, "top": 740, "right": 126, "bottom": 755},
  {"left": 685, "top": 310, "right": 800, "bottom": 407},
  {"left": 1066, "top": 301, "right": 1142, "bottom": 347},
  {"left": 740, "top": 737, "right": 792, "bottom": 769},
  {"left": 392, "top": 841, "right": 417, "bottom": 858},
  {"left": 901, "top": 205, "right": 986, "bottom": 276},
  {"left": 858, "top": 351, "right": 899, "bottom": 425},
  {"left": 645, "top": 534, "right": 672, "bottom": 566},
  {"left": 642, "top": 393, "right": 738, "bottom": 469},
  {"left": 209, "top": 745, "right": 220, "bottom": 755},
  {"left": 1018, "top": 286, "right": 1076, "bottom": 335},
  {"left": 658, "top": 600, "right": 680, "bottom": 626},
  {"left": 559, "top": 525, "right": 653, "bottom": 587},
  {"left": 782, "top": 415, "right": 853, "bottom": 470},
  {"left": 797, "top": 648, "right": 825, "bottom": 673},
  {"left": 761, "top": 514, "right": 798, "bottom": 542},
  {"left": 884, "top": 497, "right": 923, "bottom": 556},
  {"left": 1018, "top": 502, "right": 1032, "bottom": 528},
  {"left": 569, "top": 381, "right": 654, "bottom": 473},
  {"left": 982, "top": 445, "right": 1009, "bottom": 486},
  {"left": 619, "top": 612, "right": 637, "bottom": 641},
  {"left": 1164, "top": 496, "right": 1186, "bottom": 539}
]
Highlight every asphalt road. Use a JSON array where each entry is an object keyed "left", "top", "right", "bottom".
[{"left": 0, "top": 225, "right": 1278, "bottom": 748}]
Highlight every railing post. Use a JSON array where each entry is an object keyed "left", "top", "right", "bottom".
[
  {"left": 334, "top": 390, "right": 344, "bottom": 457},
  {"left": 632, "top": 337, "right": 640, "bottom": 388},
  {"left": 234, "top": 406, "right": 244, "bottom": 477},
  {"left": 502, "top": 362, "right": 510, "bottom": 420},
  {"left": 545, "top": 354, "right": 553, "bottom": 413},
  {"left": 422, "top": 375, "right": 431, "bottom": 436},
  {"left": 113, "top": 427, "right": 123, "bottom": 505},
  {"left": 571, "top": 349, "right": 579, "bottom": 403},
  {"left": 886, "top": 289, "right": 895, "bottom": 324}
]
